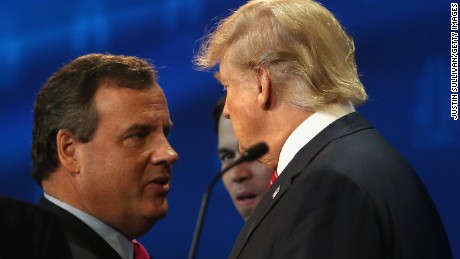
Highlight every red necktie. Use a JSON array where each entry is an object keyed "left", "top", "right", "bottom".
[
  {"left": 268, "top": 170, "right": 278, "bottom": 188},
  {"left": 133, "top": 239, "right": 151, "bottom": 259}
]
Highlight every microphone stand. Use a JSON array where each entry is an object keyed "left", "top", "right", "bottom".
[{"left": 187, "top": 143, "right": 268, "bottom": 259}]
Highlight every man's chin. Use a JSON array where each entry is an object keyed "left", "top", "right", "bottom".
[
  {"left": 237, "top": 204, "right": 256, "bottom": 217},
  {"left": 144, "top": 202, "right": 168, "bottom": 222},
  {"left": 151, "top": 206, "right": 168, "bottom": 220},
  {"left": 134, "top": 208, "right": 168, "bottom": 236}
]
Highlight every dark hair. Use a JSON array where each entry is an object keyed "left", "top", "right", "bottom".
[
  {"left": 212, "top": 94, "right": 226, "bottom": 135},
  {"left": 31, "top": 53, "right": 157, "bottom": 185}
]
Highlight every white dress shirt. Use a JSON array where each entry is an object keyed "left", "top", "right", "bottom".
[
  {"left": 44, "top": 193, "right": 134, "bottom": 259},
  {"left": 277, "top": 102, "right": 355, "bottom": 175}
]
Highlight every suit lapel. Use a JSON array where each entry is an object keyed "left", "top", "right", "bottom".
[
  {"left": 230, "top": 112, "right": 373, "bottom": 258},
  {"left": 39, "top": 196, "right": 123, "bottom": 259}
]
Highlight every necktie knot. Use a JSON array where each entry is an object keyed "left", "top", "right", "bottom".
[{"left": 133, "top": 239, "right": 151, "bottom": 259}]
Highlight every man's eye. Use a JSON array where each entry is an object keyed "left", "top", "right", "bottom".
[
  {"left": 220, "top": 152, "right": 235, "bottom": 162},
  {"left": 129, "top": 131, "right": 149, "bottom": 139}
]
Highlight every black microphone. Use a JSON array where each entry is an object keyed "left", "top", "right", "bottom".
[{"left": 188, "top": 142, "right": 269, "bottom": 259}]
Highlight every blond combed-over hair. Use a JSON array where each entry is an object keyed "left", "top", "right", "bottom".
[{"left": 194, "top": 0, "right": 367, "bottom": 111}]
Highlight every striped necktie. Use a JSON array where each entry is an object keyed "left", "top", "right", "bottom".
[{"left": 268, "top": 170, "right": 278, "bottom": 188}]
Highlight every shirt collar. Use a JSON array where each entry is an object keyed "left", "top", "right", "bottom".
[
  {"left": 277, "top": 102, "right": 355, "bottom": 175},
  {"left": 44, "top": 193, "right": 134, "bottom": 259}
]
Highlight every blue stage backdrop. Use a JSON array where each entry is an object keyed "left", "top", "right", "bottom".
[{"left": 0, "top": 0, "right": 457, "bottom": 258}]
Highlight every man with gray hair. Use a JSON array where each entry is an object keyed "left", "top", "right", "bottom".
[{"left": 195, "top": 0, "right": 452, "bottom": 258}]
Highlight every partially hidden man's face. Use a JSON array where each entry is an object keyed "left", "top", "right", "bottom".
[
  {"left": 218, "top": 114, "right": 272, "bottom": 221},
  {"left": 74, "top": 80, "right": 178, "bottom": 238}
]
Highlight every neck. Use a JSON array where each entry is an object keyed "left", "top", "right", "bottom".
[
  {"left": 42, "top": 170, "right": 84, "bottom": 212},
  {"left": 261, "top": 102, "right": 313, "bottom": 170}
]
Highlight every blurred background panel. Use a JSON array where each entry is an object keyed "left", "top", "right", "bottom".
[{"left": 0, "top": 0, "right": 457, "bottom": 258}]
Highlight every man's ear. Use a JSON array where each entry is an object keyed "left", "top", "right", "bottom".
[
  {"left": 257, "top": 67, "right": 273, "bottom": 110},
  {"left": 56, "top": 129, "right": 80, "bottom": 174}
]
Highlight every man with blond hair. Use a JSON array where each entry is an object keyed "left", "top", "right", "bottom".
[{"left": 195, "top": 0, "right": 452, "bottom": 258}]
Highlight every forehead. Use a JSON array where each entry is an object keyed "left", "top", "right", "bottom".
[
  {"left": 93, "top": 80, "right": 171, "bottom": 125},
  {"left": 217, "top": 59, "right": 240, "bottom": 84},
  {"left": 218, "top": 59, "right": 256, "bottom": 87},
  {"left": 218, "top": 115, "right": 238, "bottom": 147}
]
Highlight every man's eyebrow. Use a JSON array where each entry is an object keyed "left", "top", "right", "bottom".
[
  {"left": 164, "top": 121, "right": 173, "bottom": 136},
  {"left": 214, "top": 72, "right": 222, "bottom": 83},
  {"left": 118, "top": 124, "right": 153, "bottom": 139},
  {"left": 217, "top": 147, "right": 232, "bottom": 154},
  {"left": 126, "top": 124, "right": 153, "bottom": 132}
]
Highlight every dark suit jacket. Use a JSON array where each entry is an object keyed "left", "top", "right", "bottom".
[
  {"left": 229, "top": 112, "right": 452, "bottom": 259},
  {"left": 0, "top": 196, "right": 72, "bottom": 259},
  {"left": 39, "top": 196, "right": 122, "bottom": 259}
]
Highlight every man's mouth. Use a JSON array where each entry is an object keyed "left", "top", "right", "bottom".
[
  {"left": 146, "top": 176, "right": 170, "bottom": 193},
  {"left": 152, "top": 177, "right": 169, "bottom": 185},
  {"left": 236, "top": 192, "right": 258, "bottom": 205}
]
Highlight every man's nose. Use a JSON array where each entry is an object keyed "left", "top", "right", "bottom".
[
  {"left": 231, "top": 163, "right": 252, "bottom": 183},
  {"left": 223, "top": 100, "right": 230, "bottom": 119},
  {"left": 150, "top": 137, "right": 179, "bottom": 165}
]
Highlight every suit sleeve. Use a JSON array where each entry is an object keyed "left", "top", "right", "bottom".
[{"left": 274, "top": 168, "right": 382, "bottom": 259}]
